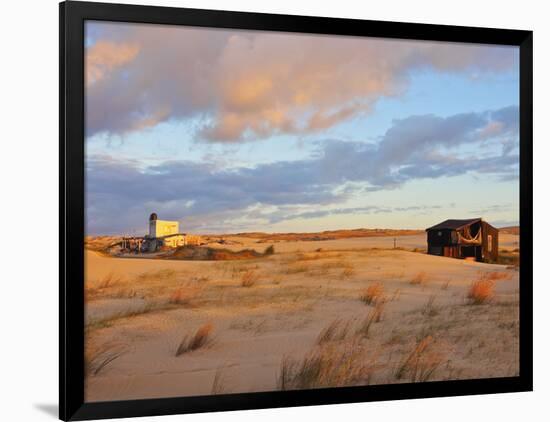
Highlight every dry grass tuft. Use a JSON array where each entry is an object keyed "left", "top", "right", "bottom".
[
  {"left": 85, "top": 342, "right": 127, "bottom": 376},
  {"left": 372, "top": 300, "right": 386, "bottom": 323},
  {"left": 97, "top": 272, "right": 123, "bottom": 289},
  {"left": 410, "top": 271, "right": 428, "bottom": 286},
  {"left": 317, "top": 319, "right": 352, "bottom": 345},
  {"left": 390, "top": 288, "right": 401, "bottom": 302},
  {"left": 241, "top": 269, "right": 260, "bottom": 287},
  {"left": 341, "top": 265, "right": 355, "bottom": 278},
  {"left": 176, "top": 323, "right": 214, "bottom": 356},
  {"left": 272, "top": 275, "right": 283, "bottom": 285},
  {"left": 278, "top": 344, "right": 374, "bottom": 390},
  {"left": 467, "top": 278, "right": 495, "bottom": 305},
  {"left": 359, "top": 282, "right": 385, "bottom": 305},
  {"left": 211, "top": 366, "right": 228, "bottom": 394},
  {"left": 110, "top": 288, "right": 138, "bottom": 299},
  {"left": 422, "top": 294, "right": 439, "bottom": 317},
  {"left": 479, "top": 271, "right": 510, "bottom": 282},
  {"left": 137, "top": 269, "right": 177, "bottom": 282},
  {"left": 295, "top": 252, "right": 322, "bottom": 261},
  {"left": 356, "top": 302, "right": 386, "bottom": 338},
  {"left": 85, "top": 302, "right": 166, "bottom": 332},
  {"left": 169, "top": 285, "right": 202, "bottom": 305},
  {"left": 228, "top": 264, "right": 259, "bottom": 279},
  {"left": 285, "top": 263, "right": 310, "bottom": 275},
  {"left": 395, "top": 336, "right": 446, "bottom": 382}
]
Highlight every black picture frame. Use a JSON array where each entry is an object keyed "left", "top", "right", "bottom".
[{"left": 60, "top": 1, "right": 533, "bottom": 420}]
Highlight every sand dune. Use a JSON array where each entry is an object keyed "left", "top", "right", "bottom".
[{"left": 84, "top": 234, "right": 520, "bottom": 402}]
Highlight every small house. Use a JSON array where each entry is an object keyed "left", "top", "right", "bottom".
[{"left": 426, "top": 218, "right": 498, "bottom": 262}]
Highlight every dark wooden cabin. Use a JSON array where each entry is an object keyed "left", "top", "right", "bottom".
[{"left": 426, "top": 218, "right": 498, "bottom": 262}]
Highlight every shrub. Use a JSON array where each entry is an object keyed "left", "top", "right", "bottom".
[{"left": 264, "top": 245, "right": 275, "bottom": 256}]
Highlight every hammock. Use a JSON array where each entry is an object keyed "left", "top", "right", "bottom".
[{"left": 457, "top": 225, "right": 482, "bottom": 244}]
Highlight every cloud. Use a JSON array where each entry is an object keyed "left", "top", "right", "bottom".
[
  {"left": 490, "top": 219, "right": 520, "bottom": 228},
  {"left": 471, "top": 204, "right": 513, "bottom": 214},
  {"left": 86, "top": 41, "right": 140, "bottom": 86},
  {"left": 262, "top": 204, "right": 444, "bottom": 224},
  {"left": 85, "top": 22, "right": 518, "bottom": 141},
  {"left": 85, "top": 105, "right": 518, "bottom": 234}
]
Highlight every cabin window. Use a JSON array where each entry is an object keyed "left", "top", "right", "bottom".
[{"left": 487, "top": 235, "right": 493, "bottom": 252}]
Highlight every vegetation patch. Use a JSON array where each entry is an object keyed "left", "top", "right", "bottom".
[
  {"left": 241, "top": 270, "right": 260, "bottom": 287},
  {"left": 85, "top": 342, "right": 127, "bottom": 376},
  {"left": 166, "top": 245, "right": 275, "bottom": 261},
  {"left": 359, "top": 282, "right": 385, "bottom": 305},
  {"left": 467, "top": 278, "right": 495, "bottom": 305},
  {"left": 278, "top": 345, "right": 375, "bottom": 390},
  {"left": 169, "top": 285, "right": 202, "bottom": 305},
  {"left": 176, "top": 323, "right": 214, "bottom": 356},
  {"left": 395, "top": 336, "right": 447, "bottom": 382},
  {"left": 410, "top": 271, "right": 428, "bottom": 286}
]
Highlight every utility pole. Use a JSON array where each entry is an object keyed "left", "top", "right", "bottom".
[{"left": 393, "top": 237, "right": 396, "bottom": 249}]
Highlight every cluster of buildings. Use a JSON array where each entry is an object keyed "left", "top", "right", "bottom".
[
  {"left": 120, "top": 213, "right": 201, "bottom": 253},
  {"left": 119, "top": 213, "right": 500, "bottom": 263}
]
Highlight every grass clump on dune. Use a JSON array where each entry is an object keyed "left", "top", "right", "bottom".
[
  {"left": 467, "top": 279, "right": 495, "bottom": 305},
  {"left": 169, "top": 285, "right": 202, "bottom": 305},
  {"left": 316, "top": 319, "right": 352, "bottom": 345},
  {"left": 410, "top": 271, "right": 428, "bottom": 286},
  {"left": 356, "top": 302, "right": 386, "bottom": 338},
  {"left": 394, "top": 336, "right": 446, "bottom": 382},
  {"left": 176, "top": 323, "right": 214, "bottom": 356},
  {"left": 278, "top": 345, "right": 374, "bottom": 390},
  {"left": 241, "top": 269, "right": 259, "bottom": 287},
  {"left": 85, "top": 342, "right": 127, "bottom": 376},
  {"left": 359, "top": 282, "right": 385, "bottom": 305}
]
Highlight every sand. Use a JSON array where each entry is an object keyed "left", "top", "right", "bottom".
[{"left": 84, "top": 234, "right": 520, "bottom": 402}]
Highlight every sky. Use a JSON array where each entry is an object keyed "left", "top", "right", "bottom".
[{"left": 84, "top": 21, "right": 520, "bottom": 235}]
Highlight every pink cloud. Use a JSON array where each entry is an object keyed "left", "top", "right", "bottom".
[
  {"left": 85, "top": 22, "right": 518, "bottom": 141},
  {"left": 85, "top": 40, "right": 139, "bottom": 86}
]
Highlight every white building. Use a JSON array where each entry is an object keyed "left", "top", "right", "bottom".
[{"left": 147, "top": 213, "right": 186, "bottom": 248}]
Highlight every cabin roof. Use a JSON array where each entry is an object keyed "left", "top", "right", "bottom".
[{"left": 426, "top": 218, "right": 482, "bottom": 231}]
